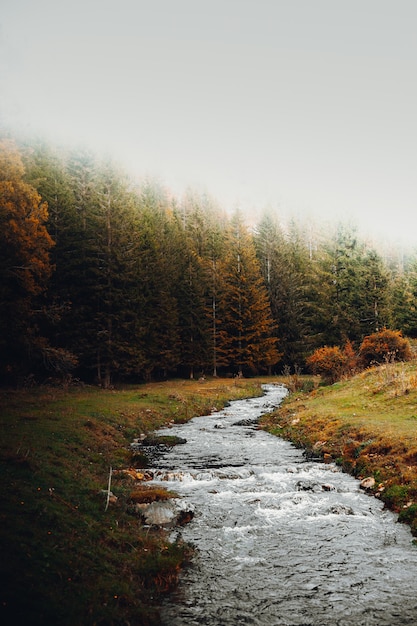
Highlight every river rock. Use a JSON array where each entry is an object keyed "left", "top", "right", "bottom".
[
  {"left": 133, "top": 499, "right": 195, "bottom": 527},
  {"left": 232, "top": 418, "right": 258, "bottom": 426},
  {"left": 360, "top": 477, "right": 376, "bottom": 490},
  {"left": 296, "top": 479, "right": 322, "bottom": 492},
  {"left": 328, "top": 504, "right": 354, "bottom": 515}
]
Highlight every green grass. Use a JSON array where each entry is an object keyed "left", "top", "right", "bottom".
[
  {"left": 5, "top": 368, "right": 417, "bottom": 622},
  {"left": 261, "top": 362, "right": 417, "bottom": 537},
  {"left": 0, "top": 377, "right": 271, "bottom": 625}
]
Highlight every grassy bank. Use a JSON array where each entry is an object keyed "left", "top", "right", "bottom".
[
  {"left": 261, "top": 362, "right": 417, "bottom": 538},
  {"left": 0, "top": 377, "right": 267, "bottom": 626},
  {"left": 5, "top": 367, "right": 415, "bottom": 626}
]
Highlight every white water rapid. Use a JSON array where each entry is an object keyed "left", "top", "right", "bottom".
[{"left": 148, "top": 384, "right": 417, "bottom": 625}]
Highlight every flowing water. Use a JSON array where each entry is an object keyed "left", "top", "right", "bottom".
[{"left": 148, "top": 384, "right": 417, "bottom": 625}]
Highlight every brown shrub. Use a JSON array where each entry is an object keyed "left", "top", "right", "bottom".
[
  {"left": 359, "top": 329, "right": 412, "bottom": 367},
  {"left": 306, "top": 346, "right": 347, "bottom": 383}
]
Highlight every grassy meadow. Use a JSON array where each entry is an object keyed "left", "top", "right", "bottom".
[
  {"left": 261, "top": 362, "right": 417, "bottom": 537},
  {"left": 0, "top": 377, "right": 266, "bottom": 626},
  {"left": 2, "top": 366, "right": 417, "bottom": 625}
]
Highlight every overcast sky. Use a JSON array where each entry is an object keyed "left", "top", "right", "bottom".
[{"left": 1, "top": 0, "right": 417, "bottom": 245}]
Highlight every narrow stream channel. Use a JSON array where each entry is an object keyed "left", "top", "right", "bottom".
[{"left": 149, "top": 384, "right": 417, "bottom": 625}]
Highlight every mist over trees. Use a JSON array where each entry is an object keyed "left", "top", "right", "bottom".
[{"left": 0, "top": 136, "right": 415, "bottom": 386}]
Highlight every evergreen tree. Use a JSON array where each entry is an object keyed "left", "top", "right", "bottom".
[
  {"left": 91, "top": 161, "right": 144, "bottom": 386},
  {"left": 393, "top": 258, "right": 417, "bottom": 337},
  {"left": 219, "top": 211, "right": 280, "bottom": 375},
  {"left": 255, "top": 213, "right": 325, "bottom": 369},
  {"left": 23, "top": 141, "right": 77, "bottom": 350},
  {"left": 359, "top": 248, "right": 390, "bottom": 335},
  {"left": 176, "top": 191, "right": 228, "bottom": 376},
  {"left": 321, "top": 225, "right": 390, "bottom": 346},
  {"left": 25, "top": 146, "right": 148, "bottom": 385},
  {"left": 134, "top": 182, "right": 181, "bottom": 380}
]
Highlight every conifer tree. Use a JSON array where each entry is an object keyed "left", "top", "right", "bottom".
[
  {"left": 92, "top": 161, "right": 143, "bottom": 386},
  {"left": 255, "top": 213, "right": 324, "bottom": 369},
  {"left": 134, "top": 182, "right": 181, "bottom": 380},
  {"left": 359, "top": 248, "right": 390, "bottom": 335},
  {"left": 25, "top": 146, "right": 146, "bottom": 385},
  {"left": 23, "top": 141, "right": 76, "bottom": 345},
  {"left": 176, "top": 191, "right": 228, "bottom": 376},
  {"left": 219, "top": 211, "right": 280, "bottom": 375},
  {"left": 206, "top": 225, "right": 229, "bottom": 376},
  {"left": 392, "top": 259, "right": 417, "bottom": 337},
  {"left": 321, "top": 224, "right": 390, "bottom": 346}
]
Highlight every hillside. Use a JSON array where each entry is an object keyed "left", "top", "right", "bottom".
[{"left": 262, "top": 362, "right": 417, "bottom": 537}]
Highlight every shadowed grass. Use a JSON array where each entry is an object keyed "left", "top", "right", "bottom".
[{"left": 0, "top": 376, "right": 273, "bottom": 625}]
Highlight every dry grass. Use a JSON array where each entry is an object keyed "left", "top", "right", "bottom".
[{"left": 261, "top": 361, "right": 417, "bottom": 536}]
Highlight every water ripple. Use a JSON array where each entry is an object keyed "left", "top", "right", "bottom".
[{"left": 149, "top": 385, "right": 417, "bottom": 625}]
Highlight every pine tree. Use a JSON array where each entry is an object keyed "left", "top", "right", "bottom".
[
  {"left": 134, "top": 182, "right": 182, "bottom": 380},
  {"left": 23, "top": 140, "right": 76, "bottom": 345},
  {"left": 219, "top": 211, "right": 280, "bottom": 375},
  {"left": 176, "top": 191, "right": 228, "bottom": 377},
  {"left": 359, "top": 248, "right": 390, "bottom": 335},
  {"left": 92, "top": 161, "right": 143, "bottom": 386},
  {"left": 392, "top": 258, "right": 417, "bottom": 337},
  {"left": 25, "top": 146, "right": 148, "bottom": 385},
  {"left": 321, "top": 224, "right": 390, "bottom": 346},
  {"left": 255, "top": 213, "right": 324, "bottom": 369}
]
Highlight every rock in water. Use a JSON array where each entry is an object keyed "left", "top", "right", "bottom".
[
  {"left": 360, "top": 476, "right": 376, "bottom": 490},
  {"left": 134, "top": 499, "right": 195, "bottom": 527}
]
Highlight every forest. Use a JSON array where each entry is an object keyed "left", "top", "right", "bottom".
[{"left": 1, "top": 135, "right": 417, "bottom": 387}]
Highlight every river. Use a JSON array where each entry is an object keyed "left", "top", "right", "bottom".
[{"left": 147, "top": 384, "right": 417, "bottom": 625}]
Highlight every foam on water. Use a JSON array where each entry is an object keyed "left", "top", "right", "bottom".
[{"left": 146, "top": 384, "right": 417, "bottom": 626}]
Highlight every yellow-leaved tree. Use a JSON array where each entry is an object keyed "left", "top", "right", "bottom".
[{"left": 0, "top": 138, "right": 55, "bottom": 381}]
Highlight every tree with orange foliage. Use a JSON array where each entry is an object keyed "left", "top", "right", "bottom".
[{"left": 0, "top": 139, "right": 54, "bottom": 381}]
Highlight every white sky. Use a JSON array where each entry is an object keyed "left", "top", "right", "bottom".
[{"left": 1, "top": 0, "right": 417, "bottom": 246}]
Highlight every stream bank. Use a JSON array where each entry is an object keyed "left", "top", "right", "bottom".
[
  {"left": 261, "top": 369, "right": 417, "bottom": 538},
  {"left": 0, "top": 378, "right": 268, "bottom": 626},
  {"left": 146, "top": 384, "right": 417, "bottom": 626}
]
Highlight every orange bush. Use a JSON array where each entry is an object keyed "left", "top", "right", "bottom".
[
  {"left": 359, "top": 328, "right": 412, "bottom": 367},
  {"left": 306, "top": 346, "right": 347, "bottom": 383}
]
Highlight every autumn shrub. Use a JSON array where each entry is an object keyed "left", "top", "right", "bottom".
[
  {"left": 306, "top": 346, "right": 347, "bottom": 384},
  {"left": 359, "top": 328, "right": 412, "bottom": 368},
  {"left": 342, "top": 340, "right": 359, "bottom": 376}
]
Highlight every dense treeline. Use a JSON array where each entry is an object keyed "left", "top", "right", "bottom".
[{"left": 1, "top": 136, "right": 417, "bottom": 386}]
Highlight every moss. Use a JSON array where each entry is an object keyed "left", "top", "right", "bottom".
[
  {"left": 382, "top": 484, "right": 412, "bottom": 511},
  {"left": 398, "top": 503, "right": 417, "bottom": 526}
]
